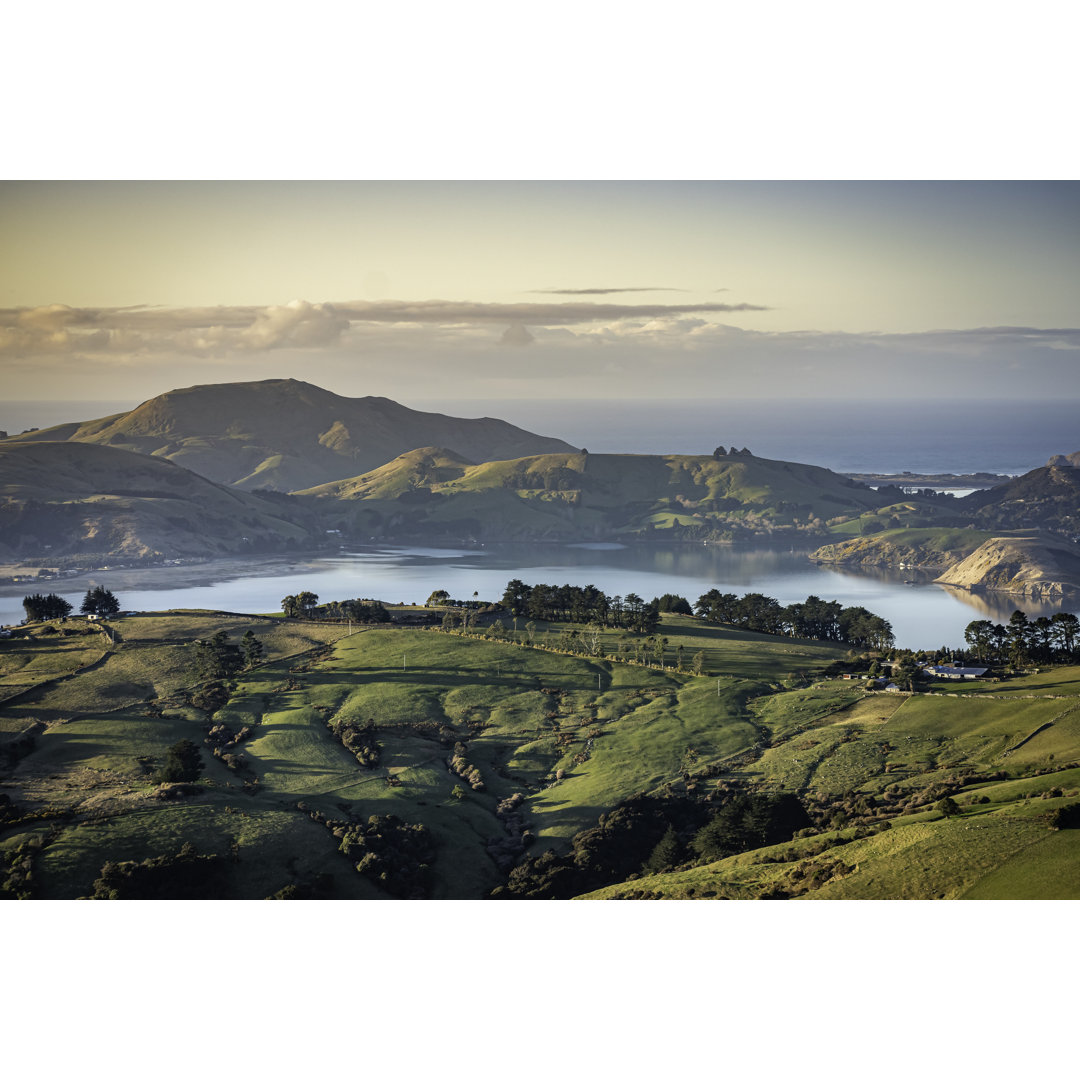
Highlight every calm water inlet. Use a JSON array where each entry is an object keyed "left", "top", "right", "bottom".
[{"left": 1, "top": 543, "right": 1073, "bottom": 652}]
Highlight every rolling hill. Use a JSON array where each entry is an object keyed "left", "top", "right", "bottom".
[
  {"left": 2, "top": 379, "right": 578, "bottom": 492},
  {"left": 962, "top": 460, "right": 1080, "bottom": 535},
  {"left": 4, "top": 609, "right": 1079, "bottom": 900},
  {"left": 0, "top": 441, "right": 320, "bottom": 560},
  {"left": 935, "top": 535, "right": 1080, "bottom": 598},
  {"left": 298, "top": 447, "right": 891, "bottom": 542}
]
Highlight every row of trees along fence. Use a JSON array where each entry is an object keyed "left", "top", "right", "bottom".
[{"left": 500, "top": 580, "right": 661, "bottom": 633}]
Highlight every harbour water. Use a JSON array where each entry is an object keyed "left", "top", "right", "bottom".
[{"left": 0, "top": 542, "right": 1071, "bottom": 651}]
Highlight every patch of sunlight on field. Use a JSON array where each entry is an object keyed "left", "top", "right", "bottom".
[
  {"left": 884, "top": 693, "right": 1064, "bottom": 737},
  {"left": 526, "top": 679, "right": 758, "bottom": 845},
  {"left": 0, "top": 635, "right": 105, "bottom": 688},
  {"left": 808, "top": 813, "right": 1050, "bottom": 899},
  {"left": 961, "top": 828, "right": 1080, "bottom": 898}
]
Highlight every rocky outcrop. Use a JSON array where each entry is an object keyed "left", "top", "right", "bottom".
[
  {"left": 809, "top": 533, "right": 982, "bottom": 572},
  {"left": 934, "top": 537, "right": 1080, "bottom": 598},
  {"left": 1046, "top": 451, "right": 1080, "bottom": 468}
]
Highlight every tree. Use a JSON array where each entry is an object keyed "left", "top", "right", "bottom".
[
  {"left": 964, "top": 619, "right": 994, "bottom": 663},
  {"left": 281, "top": 594, "right": 300, "bottom": 617},
  {"left": 22, "top": 593, "right": 72, "bottom": 622},
  {"left": 1007, "top": 610, "right": 1031, "bottom": 667},
  {"left": 935, "top": 796, "right": 961, "bottom": 818},
  {"left": 653, "top": 635, "right": 668, "bottom": 669},
  {"left": 154, "top": 739, "right": 204, "bottom": 784},
  {"left": 642, "top": 825, "right": 683, "bottom": 874},
  {"left": 193, "top": 630, "right": 243, "bottom": 680},
  {"left": 240, "top": 629, "right": 264, "bottom": 668},
  {"left": 426, "top": 589, "right": 451, "bottom": 607},
  {"left": 296, "top": 591, "right": 319, "bottom": 617},
  {"left": 80, "top": 586, "right": 120, "bottom": 617},
  {"left": 1051, "top": 612, "right": 1079, "bottom": 657},
  {"left": 712, "top": 446, "right": 727, "bottom": 459},
  {"left": 656, "top": 593, "right": 692, "bottom": 615},
  {"left": 692, "top": 650, "right": 706, "bottom": 675}
]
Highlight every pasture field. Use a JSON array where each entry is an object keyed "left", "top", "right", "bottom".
[{"left": 3, "top": 608, "right": 1080, "bottom": 899}]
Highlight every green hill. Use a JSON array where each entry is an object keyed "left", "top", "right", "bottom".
[
  {"left": 299, "top": 448, "right": 889, "bottom": 542},
  {"left": 2, "top": 379, "right": 577, "bottom": 491},
  {"left": 0, "top": 441, "right": 319, "bottom": 560},
  {"left": 6, "top": 602, "right": 1078, "bottom": 900}
]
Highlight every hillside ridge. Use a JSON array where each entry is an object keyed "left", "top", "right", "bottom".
[{"left": 2, "top": 379, "right": 578, "bottom": 492}]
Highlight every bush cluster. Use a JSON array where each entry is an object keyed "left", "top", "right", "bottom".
[
  {"left": 89, "top": 843, "right": 225, "bottom": 899},
  {"left": 486, "top": 792, "right": 534, "bottom": 871},
  {"left": 331, "top": 718, "right": 381, "bottom": 769},
  {"left": 449, "top": 742, "right": 484, "bottom": 791},
  {"left": 300, "top": 804, "right": 436, "bottom": 899},
  {"left": 204, "top": 722, "right": 252, "bottom": 772}
]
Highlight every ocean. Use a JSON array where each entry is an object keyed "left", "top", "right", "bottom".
[{"left": 442, "top": 397, "right": 1080, "bottom": 477}]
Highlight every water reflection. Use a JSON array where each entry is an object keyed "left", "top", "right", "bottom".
[{"left": 0, "top": 542, "right": 1074, "bottom": 651}]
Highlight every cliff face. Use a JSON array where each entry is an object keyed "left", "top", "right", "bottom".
[
  {"left": 934, "top": 537, "right": 1080, "bottom": 598},
  {"left": 809, "top": 529, "right": 989, "bottom": 572}
]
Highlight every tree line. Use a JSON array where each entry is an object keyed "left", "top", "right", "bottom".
[
  {"left": 21, "top": 587, "right": 120, "bottom": 623},
  {"left": 694, "top": 590, "right": 894, "bottom": 648},
  {"left": 281, "top": 592, "right": 390, "bottom": 623},
  {"left": 964, "top": 610, "right": 1080, "bottom": 667},
  {"left": 500, "top": 580, "right": 661, "bottom": 633}
]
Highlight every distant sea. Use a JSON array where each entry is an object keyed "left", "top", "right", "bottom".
[
  {"left": 3, "top": 396, "right": 1077, "bottom": 478},
  {"left": 431, "top": 397, "right": 1080, "bottom": 477}
]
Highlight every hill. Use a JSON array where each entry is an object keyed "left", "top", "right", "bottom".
[
  {"left": 810, "top": 527, "right": 995, "bottom": 573},
  {"left": 3, "top": 607, "right": 1079, "bottom": 900},
  {"left": 1047, "top": 451, "right": 1080, "bottom": 468},
  {"left": 0, "top": 441, "right": 320, "bottom": 560},
  {"left": 298, "top": 447, "right": 890, "bottom": 542},
  {"left": 962, "top": 463, "right": 1080, "bottom": 535},
  {"left": 2, "top": 379, "right": 577, "bottom": 491},
  {"left": 935, "top": 536, "right": 1080, "bottom": 598}
]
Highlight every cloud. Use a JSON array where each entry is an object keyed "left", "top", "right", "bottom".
[
  {"left": 331, "top": 298, "right": 769, "bottom": 324},
  {"left": 238, "top": 300, "right": 349, "bottom": 349},
  {"left": 530, "top": 286, "right": 688, "bottom": 295},
  {"left": 3, "top": 297, "right": 1078, "bottom": 407},
  {"left": 500, "top": 323, "right": 534, "bottom": 347},
  {"left": 0, "top": 296, "right": 772, "bottom": 359}
]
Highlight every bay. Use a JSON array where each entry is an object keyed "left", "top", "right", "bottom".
[{"left": 1, "top": 543, "right": 1073, "bottom": 651}]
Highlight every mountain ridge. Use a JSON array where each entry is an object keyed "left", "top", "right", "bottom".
[
  {"left": 0, "top": 441, "right": 319, "bottom": 560},
  {"left": 1, "top": 378, "right": 578, "bottom": 492}
]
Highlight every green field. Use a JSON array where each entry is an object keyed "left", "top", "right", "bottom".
[{"left": 3, "top": 609, "right": 1080, "bottom": 900}]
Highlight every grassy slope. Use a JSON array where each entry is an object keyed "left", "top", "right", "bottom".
[
  {"left": 4, "top": 379, "right": 576, "bottom": 491},
  {"left": 0, "top": 441, "right": 315, "bottom": 558},
  {"left": 582, "top": 667, "right": 1080, "bottom": 899},
  {"left": 5, "top": 611, "right": 1080, "bottom": 899},
  {"left": 2, "top": 613, "right": 844, "bottom": 899},
  {"left": 298, "top": 449, "right": 888, "bottom": 540}
]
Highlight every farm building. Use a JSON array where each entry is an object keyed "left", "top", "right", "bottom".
[{"left": 923, "top": 665, "right": 988, "bottom": 680}]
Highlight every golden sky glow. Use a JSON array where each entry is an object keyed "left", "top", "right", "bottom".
[{"left": 1, "top": 181, "right": 1078, "bottom": 405}]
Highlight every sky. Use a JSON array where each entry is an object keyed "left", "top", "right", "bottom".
[{"left": 2, "top": 180, "right": 1078, "bottom": 413}]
